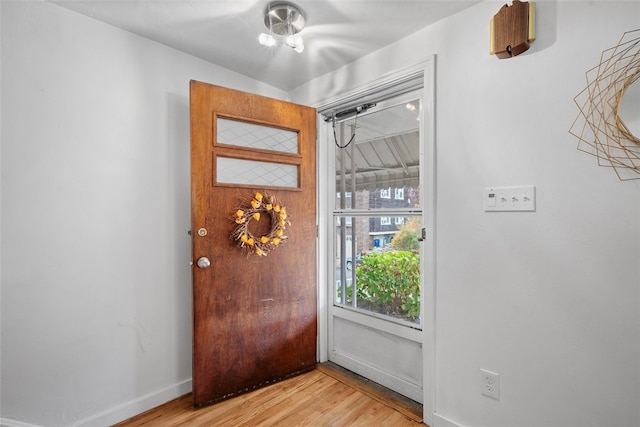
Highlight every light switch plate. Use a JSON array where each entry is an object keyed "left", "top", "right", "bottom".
[{"left": 485, "top": 186, "right": 535, "bottom": 212}]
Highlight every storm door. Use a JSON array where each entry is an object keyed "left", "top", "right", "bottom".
[{"left": 325, "top": 88, "right": 426, "bottom": 403}]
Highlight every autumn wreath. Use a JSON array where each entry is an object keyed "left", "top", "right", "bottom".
[{"left": 230, "top": 192, "right": 289, "bottom": 256}]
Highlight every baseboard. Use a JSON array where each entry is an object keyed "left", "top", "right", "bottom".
[
  {"left": 1, "top": 379, "right": 192, "bottom": 427},
  {"left": 77, "top": 378, "right": 193, "bottom": 426},
  {"left": 0, "top": 418, "right": 44, "bottom": 427},
  {"left": 433, "top": 412, "right": 464, "bottom": 427}
]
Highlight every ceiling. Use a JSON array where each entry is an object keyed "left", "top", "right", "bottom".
[{"left": 49, "top": 0, "right": 478, "bottom": 92}]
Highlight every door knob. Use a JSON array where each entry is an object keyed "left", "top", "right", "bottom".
[{"left": 196, "top": 257, "right": 211, "bottom": 269}]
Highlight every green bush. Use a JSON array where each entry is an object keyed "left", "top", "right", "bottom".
[
  {"left": 353, "top": 251, "right": 420, "bottom": 322},
  {"left": 391, "top": 217, "right": 421, "bottom": 252}
]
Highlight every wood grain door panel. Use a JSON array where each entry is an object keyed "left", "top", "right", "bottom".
[{"left": 190, "top": 81, "right": 317, "bottom": 406}]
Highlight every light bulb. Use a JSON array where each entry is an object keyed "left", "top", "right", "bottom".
[
  {"left": 285, "top": 34, "right": 304, "bottom": 52},
  {"left": 258, "top": 33, "right": 276, "bottom": 47}
]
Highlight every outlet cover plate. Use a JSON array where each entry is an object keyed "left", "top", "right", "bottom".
[{"left": 480, "top": 369, "right": 500, "bottom": 400}]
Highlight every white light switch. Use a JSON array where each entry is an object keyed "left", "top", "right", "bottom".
[{"left": 485, "top": 186, "right": 535, "bottom": 212}]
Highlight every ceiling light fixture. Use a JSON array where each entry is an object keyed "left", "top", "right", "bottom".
[{"left": 258, "top": 1, "right": 306, "bottom": 53}]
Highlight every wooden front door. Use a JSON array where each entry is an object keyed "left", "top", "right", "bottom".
[{"left": 190, "top": 81, "right": 317, "bottom": 407}]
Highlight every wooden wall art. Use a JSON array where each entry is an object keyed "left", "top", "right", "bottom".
[
  {"left": 569, "top": 29, "right": 640, "bottom": 181},
  {"left": 490, "top": 0, "right": 535, "bottom": 59}
]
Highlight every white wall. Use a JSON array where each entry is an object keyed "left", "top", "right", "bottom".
[
  {"left": 293, "top": 2, "right": 640, "bottom": 427},
  {"left": 0, "top": 2, "right": 286, "bottom": 426},
  {"left": 3, "top": 1, "right": 640, "bottom": 427}
]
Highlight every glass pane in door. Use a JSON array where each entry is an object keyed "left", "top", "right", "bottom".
[
  {"left": 217, "top": 117, "right": 298, "bottom": 154},
  {"left": 334, "top": 100, "right": 421, "bottom": 209},
  {"left": 334, "top": 214, "right": 422, "bottom": 324},
  {"left": 217, "top": 157, "right": 298, "bottom": 187}
]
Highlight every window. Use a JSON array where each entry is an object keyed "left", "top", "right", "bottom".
[
  {"left": 380, "top": 188, "right": 391, "bottom": 199},
  {"left": 381, "top": 217, "right": 391, "bottom": 225},
  {"left": 395, "top": 217, "right": 405, "bottom": 225},
  {"left": 395, "top": 188, "right": 404, "bottom": 199}
]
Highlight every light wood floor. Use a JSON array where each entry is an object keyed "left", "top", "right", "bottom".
[{"left": 114, "top": 363, "right": 424, "bottom": 426}]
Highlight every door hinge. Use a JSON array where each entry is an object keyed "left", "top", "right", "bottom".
[{"left": 418, "top": 227, "right": 426, "bottom": 241}]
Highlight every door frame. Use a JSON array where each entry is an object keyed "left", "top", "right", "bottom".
[{"left": 315, "top": 56, "right": 436, "bottom": 424}]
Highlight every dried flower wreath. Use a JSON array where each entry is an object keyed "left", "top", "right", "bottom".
[{"left": 230, "top": 192, "right": 289, "bottom": 256}]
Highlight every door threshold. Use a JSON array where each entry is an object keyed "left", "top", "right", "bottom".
[{"left": 317, "top": 362, "right": 423, "bottom": 423}]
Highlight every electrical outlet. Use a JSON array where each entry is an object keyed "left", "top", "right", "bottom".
[{"left": 480, "top": 369, "right": 500, "bottom": 400}]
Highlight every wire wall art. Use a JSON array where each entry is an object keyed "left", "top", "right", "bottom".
[{"left": 569, "top": 29, "right": 640, "bottom": 181}]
